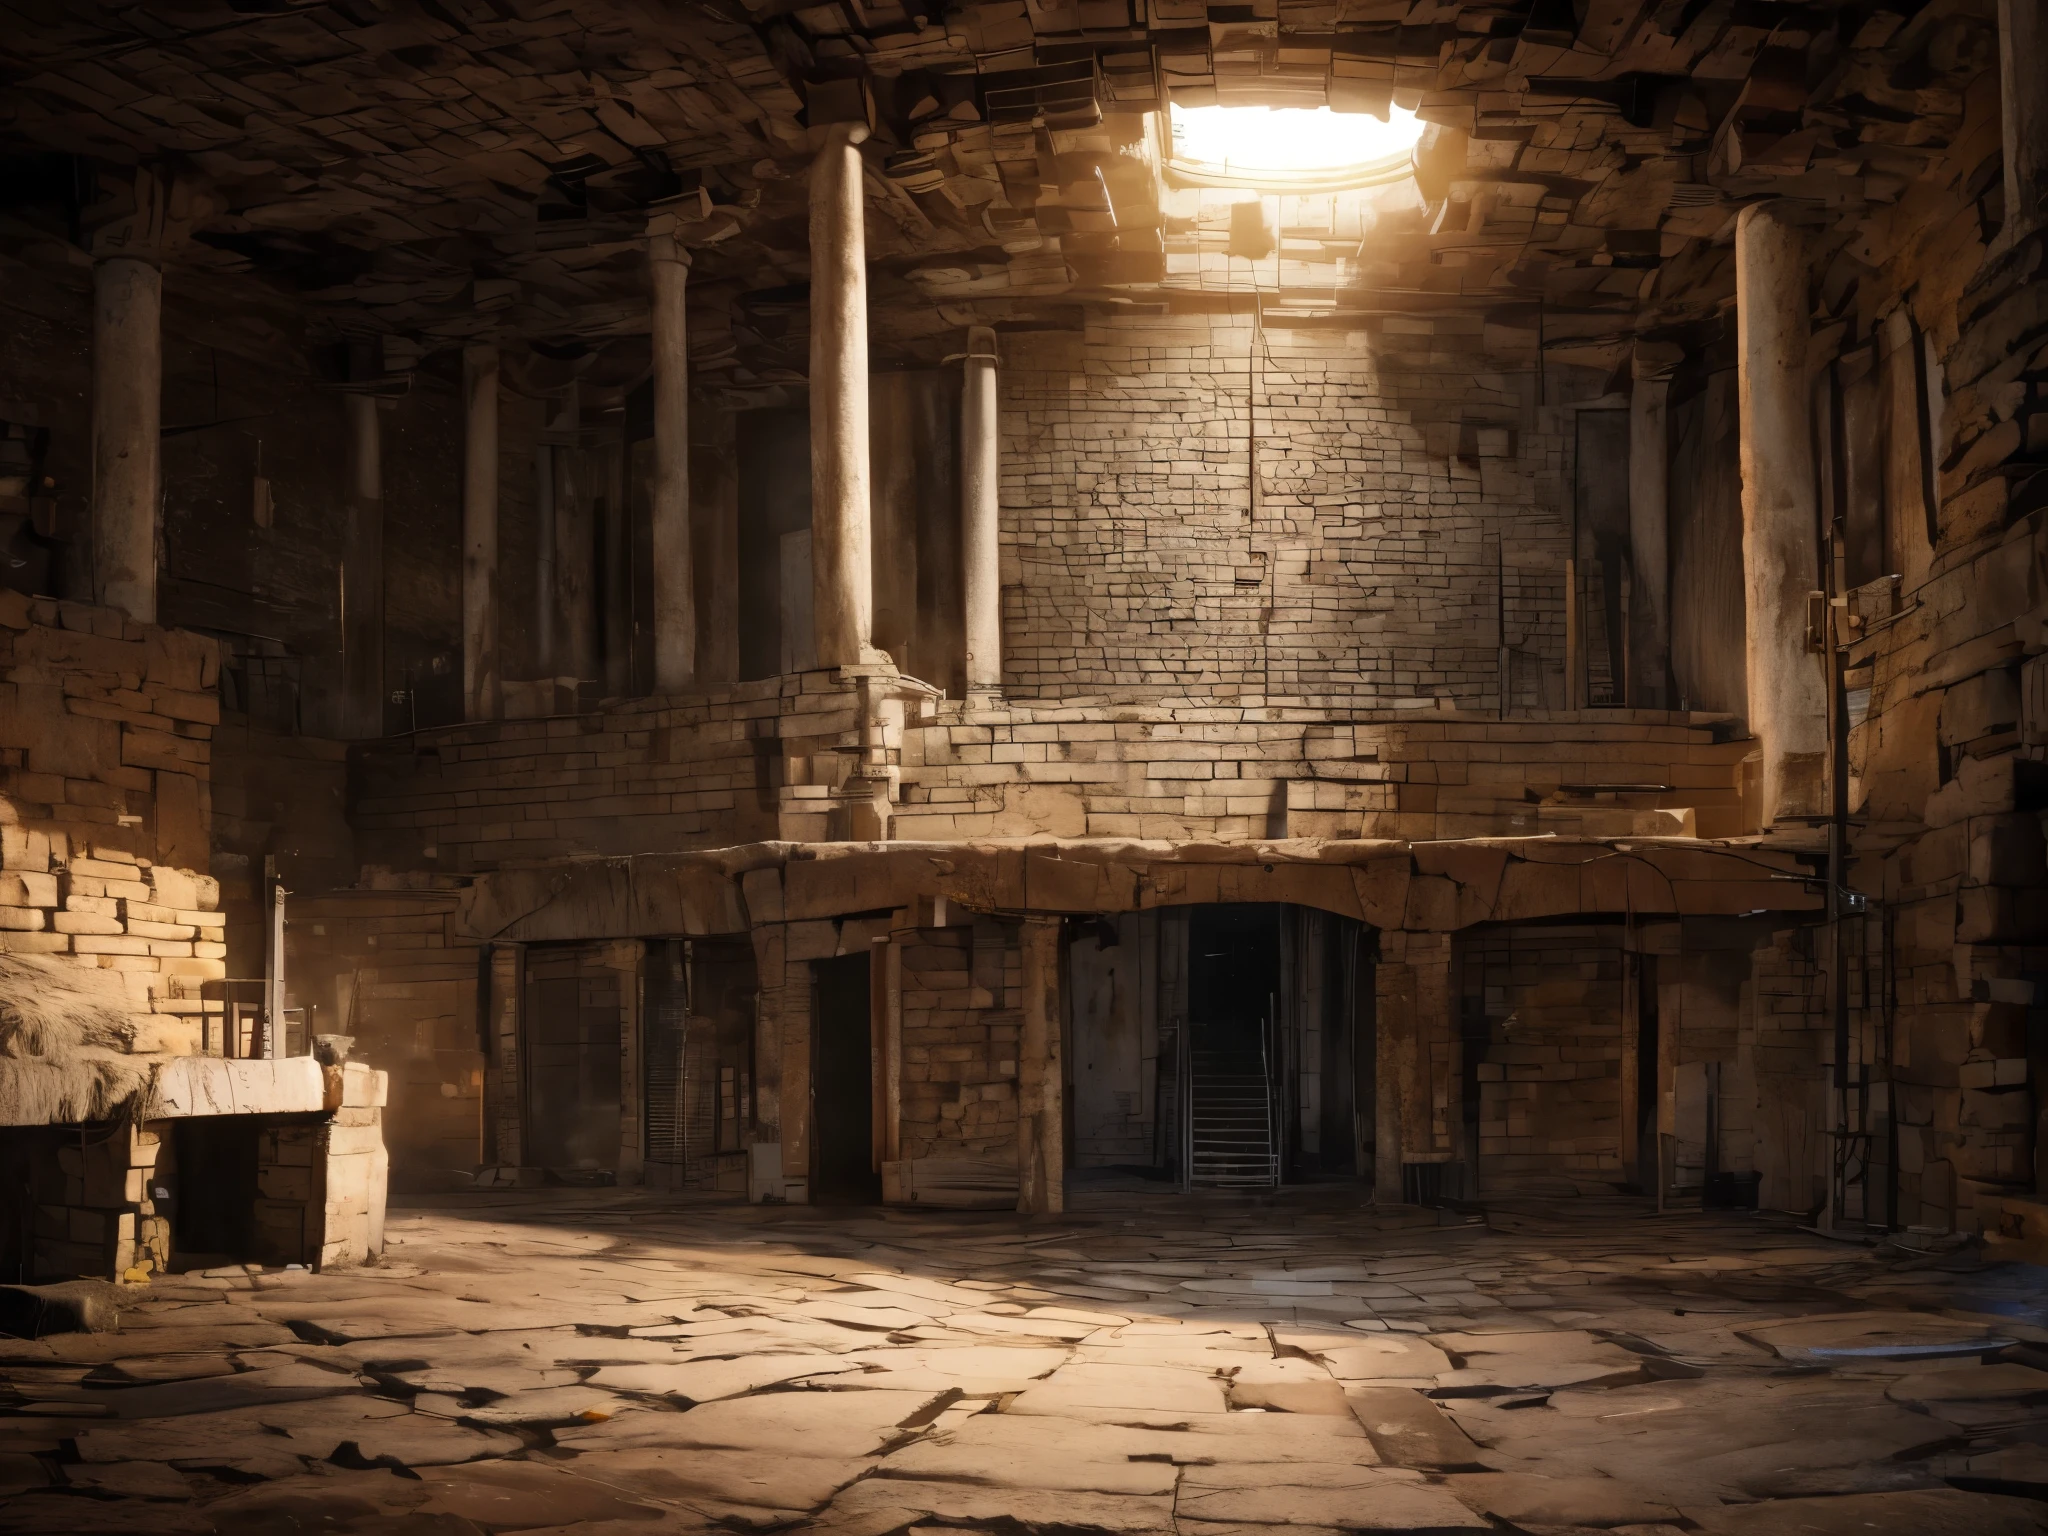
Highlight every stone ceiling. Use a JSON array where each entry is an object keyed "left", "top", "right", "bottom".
[{"left": 0, "top": 0, "right": 2001, "bottom": 399}]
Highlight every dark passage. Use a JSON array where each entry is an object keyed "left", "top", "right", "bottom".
[
  {"left": 523, "top": 948, "right": 622, "bottom": 1172},
  {"left": 811, "top": 952, "right": 878, "bottom": 1204},
  {"left": 1188, "top": 904, "right": 1283, "bottom": 1187}
]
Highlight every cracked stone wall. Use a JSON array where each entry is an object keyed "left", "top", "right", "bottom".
[
  {"left": 1837, "top": 71, "right": 2048, "bottom": 1236},
  {"left": 1462, "top": 925, "right": 1626, "bottom": 1192},
  {"left": 900, "top": 924, "right": 1022, "bottom": 1165},
  {"left": 996, "top": 314, "right": 1577, "bottom": 711}
]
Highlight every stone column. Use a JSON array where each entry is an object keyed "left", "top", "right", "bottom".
[
  {"left": 462, "top": 344, "right": 502, "bottom": 721},
  {"left": 1627, "top": 351, "right": 1672, "bottom": 709},
  {"left": 962, "top": 325, "right": 1002, "bottom": 701},
  {"left": 1018, "top": 918, "right": 1065, "bottom": 1215},
  {"left": 1735, "top": 203, "right": 1827, "bottom": 824},
  {"left": 92, "top": 256, "right": 162, "bottom": 623},
  {"left": 809, "top": 123, "right": 878, "bottom": 670},
  {"left": 2002, "top": 0, "right": 2048, "bottom": 241},
  {"left": 649, "top": 228, "right": 694, "bottom": 692},
  {"left": 341, "top": 343, "right": 385, "bottom": 738}
]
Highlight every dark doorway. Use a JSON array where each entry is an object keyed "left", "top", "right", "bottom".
[
  {"left": 644, "top": 938, "right": 761, "bottom": 1192},
  {"left": 523, "top": 946, "right": 622, "bottom": 1172},
  {"left": 172, "top": 1116, "right": 259, "bottom": 1263},
  {"left": 1190, "top": 904, "right": 1281, "bottom": 1056},
  {"left": 811, "top": 951, "right": 878, "bottom": 1204},
  {"left": 1187, "top": 905, "right": 1282, "bottom": 1187}
]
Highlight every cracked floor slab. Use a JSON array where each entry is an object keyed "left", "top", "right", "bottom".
[{"left": 2, "top": 1187, "right": 2047, "bottom": 1534}]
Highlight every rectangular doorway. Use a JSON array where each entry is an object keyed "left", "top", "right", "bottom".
[
  {"left": 811, "top": 952, "right": 878, "bottom": 1204},
  {"left": 523, "top": 945, "right": 622, "bottom": 1172},
  {"left": 1187, "top": 904, "right": 1282, "bottom": 1188}
]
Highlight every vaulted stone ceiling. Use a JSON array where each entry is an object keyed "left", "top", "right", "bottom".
[{"left": 0, "top": 0, "right": 2000, "bottom": 397}]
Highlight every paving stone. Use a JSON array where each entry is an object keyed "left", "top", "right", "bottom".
[
  {"left": 1430, "top": 1330, "right": 1648, "bottom": 1391},
  {"left": 559, "top": 1445, "right": 871, "bottom": 1518},
  {"left": 1007, "top": 1361, "right": 1233, "bottom": 1417},
  {"left": 1683, "top": 1488, "right": 2048, "bottom": 1535},
  {"left": 1344, "top": 1386, "right": 1488, "bottom": 1468},
  {"left": 1740, "top": 1313, "right": 2015, "bottom": 1364},
  {"left": 808, "top": 1476, "right": 1178, "bottom": 1535},
  {"left": 12, "top": 1189, "right": 2048, "bottom": 1531},
  {"left": 415, "top": 1461, "right": 669, "bottom": 1528},
  {"left": 1883, "top": 1363, "right": 2048, "bottom": 1403},
  {"left": 1442, "top": 1471, "right": 1680, "bottom": 1527},
  {"left": 878, "top": 1418, "right": 1185, "bottom": 1494},
  {"left": 58, "top": 1460, "right": 193, "bottom": 1499},
  {"left": 587, "top": 1351, "right": 864, "bottom": 1401},
  {"left": 839, "top": 1344, "right": 1072, "bottom": 1392},
  {"left": 553, "top": 1385, "right": 940, "bottom": 1457},
  {"left": 1176, "top": 1462, "right": 1489, "bottom": 1529}
]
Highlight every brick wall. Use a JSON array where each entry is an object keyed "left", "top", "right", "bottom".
[
  {"left": 1463, "top": 925, "right": 1625, "bottom": 1191},
  {"left": 0, "top": 592, "right": 226, "bottom": 1052},
  {"left": 899, "top": 924, "right": 1021, "bottom": 1162},
  {"left": 354, "top": 660, "right": 1751, "bottom": 875},
  {"left": 997, "top": 315, "right": 1572, "bottom": 710}
]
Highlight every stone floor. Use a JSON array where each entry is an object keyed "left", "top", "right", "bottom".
[{"left": 4, "top": 1186, "right": 2048, "bottom": 1534}]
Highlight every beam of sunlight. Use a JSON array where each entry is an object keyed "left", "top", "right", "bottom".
[{"left": 1170, "top": 103, "right": 1424, "bottom": 179}]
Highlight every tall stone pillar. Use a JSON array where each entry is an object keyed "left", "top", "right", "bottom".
[
  {"left": 2002, "top": 0, "right": 2048, "bottom": 241},
  {"left": 341, "top": 343, "right": 385, "bottom": 738},
  {"left": 1018, "top": 918, "right": 1065, "bottom": 1215},
  {"left": 92, "top": 256, "right": 162, "bottom": 623},
  {"left": 1627, "top": 350, "right": 1672, "bottom": 709},
  {"left": 1735, "top": 203, "right": 1827, "bottom": 825},
  {"left": 809, "top": 123, "right": 879, "bottom": 670},
  {"left": 649, "top": 227, "right": 694, "bottom": 692},
  {"left": 961, "top": 325, "right": 1002, "bottom": 701},
  {"left": 462, "top": 344, "right": 502, "bottom": 721}
]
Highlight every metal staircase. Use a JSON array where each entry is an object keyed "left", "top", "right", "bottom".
[{"left": 1187, "top": 1045, "right": 1279, "bottom": 1189}]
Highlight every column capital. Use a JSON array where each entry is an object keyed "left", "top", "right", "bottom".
[
  {"left": 647, "top": 194, "right": 710, "bottom": 248},
  {"left": 84, "top": 165, "right": 215, "bottom": 264},
  {"left": 965, "top": 325, "right": 999, "bottom": 361}
]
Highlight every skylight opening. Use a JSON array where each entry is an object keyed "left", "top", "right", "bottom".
[{"left": 1167, "top": 103, "right": 1424, "bottom": 191}]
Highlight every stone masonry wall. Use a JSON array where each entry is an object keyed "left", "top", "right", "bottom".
[
  {"left": 1463, "top": 925, "right": 1625, "bottom": 1192},
  {"left": 1839, "top": 72, "right": 2048, "bottom": 1237},
  {"left": 899, "top": 924, "right": 1021, "bottom": 1164},
  {"left": 0, "top": 591, "right": 226, "bottom": 1056},
  {"left": 354, "top": 664, "right": 1751, "bottom": 876},
  {"left": 998, "top": 315, "right": 1572, "bottom": 711}
]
